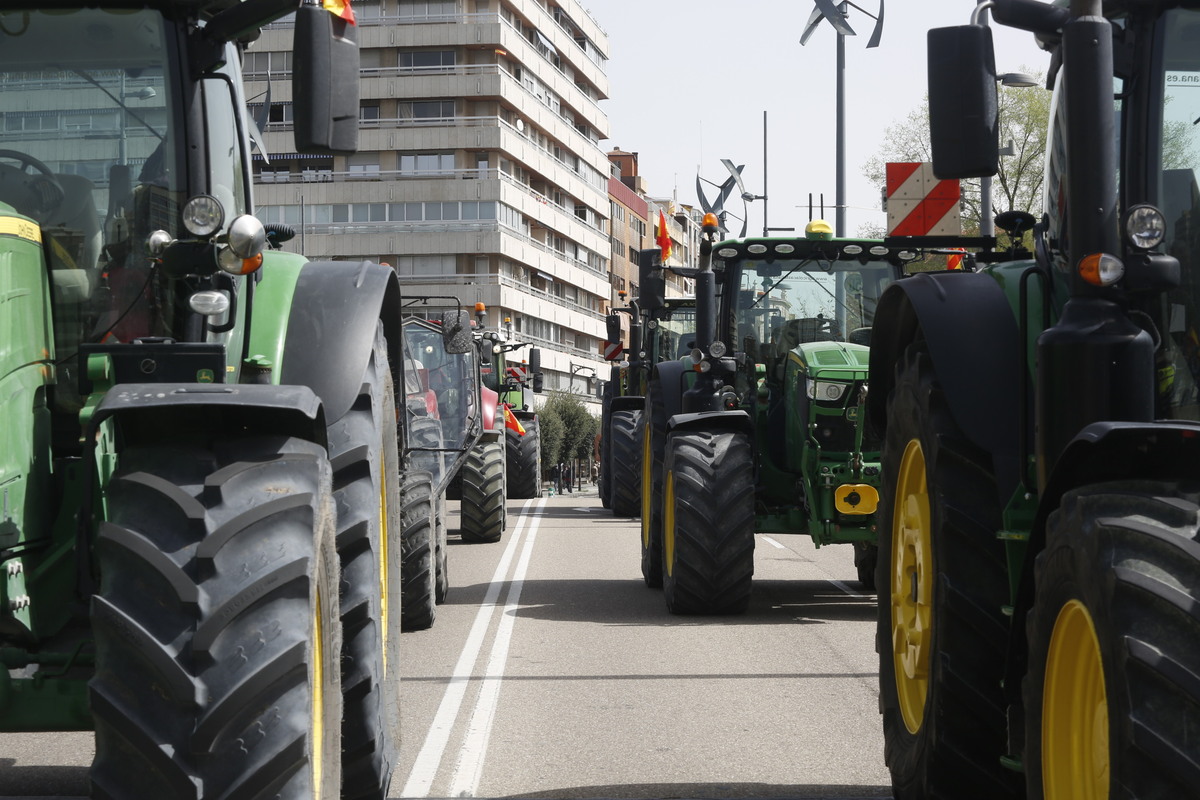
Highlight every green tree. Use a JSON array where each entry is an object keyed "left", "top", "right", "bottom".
[
  {"left": 537, "top": 391, "right": 597, "bottom": 472},
  {"left": 861, "top": 72, "right": 1050, "bottom": 249}
]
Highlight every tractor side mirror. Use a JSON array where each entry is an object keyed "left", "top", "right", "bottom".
[
  {"left": 637, "top": 249, "right": 666, "bottom": 313},
  {"left": 605, "top": 313, "right": 622, "bottom": 344},
  {"left": 294, "top": 2, "right": 360, "bottom": 154},
  {"left": 529, "top": 347, "right": 544, "bottom": 393},
  {"left": 928, "top": 25, "right": 998, "bottom": 179},
  {"left": 441, "top": 309, "right": 473, "bottom": 354}
]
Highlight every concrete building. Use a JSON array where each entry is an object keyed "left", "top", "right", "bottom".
[{"left": 247, "top": 0, "right": 612, "bottom": 402}]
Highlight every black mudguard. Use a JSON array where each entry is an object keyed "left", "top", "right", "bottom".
[
  {"left": 611, "top": 395, "right": 645, "bottom": 414},
  {"left": 89, "top": 383, "right": 328, "bottom": 448},
  {"left": 667, "top": 409, "right": 753, "bottom": 438},
  {"left": 867, "top": 270, "right": 1023, "bottom": 508},
  {"left": 280, "top": 260, "right": 402, "bottom": 424},
  {"left": 651, "top": 360, "right": 690, "bottom": 420}
]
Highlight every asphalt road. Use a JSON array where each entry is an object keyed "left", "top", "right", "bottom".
[{"left": 0, "top": 485, "right": 892, "bottom": 800}]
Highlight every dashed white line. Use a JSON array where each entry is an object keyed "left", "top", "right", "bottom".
[
  {"left": 447, "top": 498, "right": 544, "bottom": 796},
  {"left": 399, "top": 497, "right": 543, "bottom": 798}
]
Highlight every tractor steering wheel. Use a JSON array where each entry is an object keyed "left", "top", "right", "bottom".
[{"left": 0, "top": 148, "right": 65, "bottom": 222}]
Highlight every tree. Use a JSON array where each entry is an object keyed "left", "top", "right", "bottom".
[
  {"left": 861, "top": 72, "right": 1050, "bottom": 249},
  {"left": 537, "top": 391, "right": 597, "bottom": 472}
]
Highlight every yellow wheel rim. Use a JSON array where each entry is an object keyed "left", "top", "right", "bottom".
[
  {"left": 663, "top": 470, "right": 676, "bottom": 578},
  {"left": 378, "top": 459, "right": 391, "bottom": 674},
  {"left": 641, "top": 424, "right": 653, "bottom": 550},
  {"left": 892, "top": 438, "right": 932, "bottom": 734},
  {"left": 1043, "top": 599, "right": 1109, "bottom": 799},
  {"left": 312, "top": 587, "right": 325, "bottom": 795}
]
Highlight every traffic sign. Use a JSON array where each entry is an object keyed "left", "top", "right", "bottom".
[
  {"left": 603, "top": 342, "right": 623, "bottom": 361},
  {"left": 886, "top": 162, "right": 961, "bottom": 236}
]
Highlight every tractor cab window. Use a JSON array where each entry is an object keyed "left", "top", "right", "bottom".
[
  {"left": 649, "top": 304, "right": 697, "bottom": 362},
  {"left": 729, "top": 257, "right": 895, "bottom": 366},
  {"left": 0, "top": 8, "right": 180, "bottom": 402},
  {"left": 1156, "top": 8, "right": 1200, "bottom": 418}
]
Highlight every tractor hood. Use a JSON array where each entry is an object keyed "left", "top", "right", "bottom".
[{"left": 786, "top": 340, "right": 871, "bottom": 380}]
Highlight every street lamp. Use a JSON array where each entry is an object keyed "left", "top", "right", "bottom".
[
  {"left": 980, "top": 71, "right": 1039, "bottom": 237},
  {"left": 568, "top": 363, "right": 597, "bottom": 393}
]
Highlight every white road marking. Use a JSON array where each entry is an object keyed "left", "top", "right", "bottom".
[
  {"left": 759, "top": 535, "right": 786, "bottom": 549},
  {"left": 399, "top": 497, "right": 541, "bottom": 797},
  {"left": 447, "top": 497, "right": 545, "bottom": 796},
  {"left": 758, "top": 534, "right": 868, "bottom": 596}
]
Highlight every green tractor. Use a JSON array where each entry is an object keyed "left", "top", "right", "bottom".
[
  {"left": 639, "top": 219, "right": 916, "bottom": 607},
  {"left": 865, "top": 1, "right": 1200, "bottom": 797},
  {"left": 599, "top": 277, "right": 696, "bottom": 519},
  {"left": 0, "top": 3, "right": 473, "bottom": 797}
]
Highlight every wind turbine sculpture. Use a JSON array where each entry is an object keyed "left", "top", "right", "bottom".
[
  {"left": 696, "top": 161, "right": 747, "bottom": 238},
  {"left": 799, "top": 0, "right": 885, "bottom": 236}
]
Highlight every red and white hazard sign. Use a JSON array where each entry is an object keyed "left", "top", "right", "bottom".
[
  {"left": 603, "top": 341, "right": 623, "bottom": 361},
  {"left": 506, "top": 364, "right": 528, "bottom": 381},
  {"left": 886, "top": 162, "right": 961, "bottom": 236}
]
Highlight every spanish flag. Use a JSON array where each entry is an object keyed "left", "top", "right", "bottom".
[
  {"left": 323, "top": 0, "right": 356, "bottom": 24},
  {"left": 503, "top": 404, "right": 526, "bottom": 436},
  {"left": 656, "top": 209, "right": 672, "bottom": 260}
]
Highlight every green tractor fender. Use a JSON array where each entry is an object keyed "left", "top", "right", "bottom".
[
  {"left": 866, "top": 270, "right": 1023, "bottom": 509},
  {"left": 250, "top": 257, "right": 402, "bottom": 423}
]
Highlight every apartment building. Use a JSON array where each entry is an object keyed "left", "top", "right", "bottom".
[{"left": 246, "top": 0, "right": 613, "bottom": 401}]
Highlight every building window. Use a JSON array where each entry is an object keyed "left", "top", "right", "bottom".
[
  {"left": 399, "top": 152, "right": 454, "bottom": 175},
  {"left": 397, "top": 0, "right": 456, "bottom": 19},
  {"left": 401, "top": 100, "right": 455, "bottom": 120},
  {"left": 400, "top": 50, "right": 456, "bottom": 70}
]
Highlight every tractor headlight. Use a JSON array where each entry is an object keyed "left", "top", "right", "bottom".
[
  {"left": 226, "top": 214, "right": 267, "bottom": 259},
  {"left": 807, "top": 380, "right": 848, "bottom": 401},
  {"left": 1124, "top": 204, "right": 1166, "bottom": 251},
  {"left": 182, "top": 195, "right": 225, "bottom": 237},
  {"left": 709, "top": 340, "right": 727, "bottom": 358}
]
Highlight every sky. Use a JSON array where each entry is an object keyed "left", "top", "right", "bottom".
[{"left": 579, "top": 0, "right": 1050, "bottom": 238}]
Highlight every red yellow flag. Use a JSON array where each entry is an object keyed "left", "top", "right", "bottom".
[
  {"left": 503, "top": 404, "right": 526, "bottom": 436},
  {"left": 323, "top": 0, "right": 356, "bottom": 24},
  {"left": 656, "top": 209, "right": 672, "bottom": 260}
]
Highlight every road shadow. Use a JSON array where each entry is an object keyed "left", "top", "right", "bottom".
[
  {"left": 433, "top": 573, "right": 875, "bottom": 629},
  {"left": 0, "top": 760, "right": 89, "bottom": 797},
  {"left": 443, "top": 781, "right": 891, "bottom": 799}
]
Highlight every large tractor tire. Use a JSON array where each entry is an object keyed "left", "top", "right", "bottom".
[
  {"left": 506, "top": 417, "right": 542, "bottom": 499},
  {"left": 661, "top": 428, "right": 756, "bottom": 614},
  {"left": 609, "top": 409, "right": 642, "bottom": 518},
  {"left": 90, "top": 436, "right": 342, "bottom": 799},
  {"left": 599, "top": 384, "right": 613, "bottom": 508},
  {"left": 853, "top": 542, "right": 878, "bottom": 592},
  {"left": 434, "top": 491, "right": 449, "bottom": 604},
  {"left": 330, "top": 326, "right": 403, "bottom": 800},
  {"left": 640, "top": 378, "right": 669, "bottom": 588},
  {"left": 1023, "top": 481, "right": 1200, "bottom": 799},
  {"left": 400, "top": 471, "right": 436, "bottom": 631},
  {"left": 460, "top": 438, "right": 506, "bottom": 543},
  {"left": 876, "top": 342, "right": 1019, "bottom": 800}
]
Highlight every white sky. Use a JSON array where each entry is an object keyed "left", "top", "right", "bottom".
[{"left": 580, "top": 0, "right": 1050, "bottom": 237}]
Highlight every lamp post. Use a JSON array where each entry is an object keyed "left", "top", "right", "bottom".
[
  {"left": 568, "top": 363, "right": 597, "bottom": 393},
  {"left": 980, "top": 71, "right": 1039, "bottom": 237}
]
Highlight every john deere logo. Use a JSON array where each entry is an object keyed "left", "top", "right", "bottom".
[
  {"left": 846, "top": 406, "right": 859, "bottom": 421},
  {"left": 196, "top": 369, "right": 215, "bottom": 383}
]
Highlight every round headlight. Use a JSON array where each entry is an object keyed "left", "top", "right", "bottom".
[
  {"left": 227, "top": 214, "right": 267, "bottom": 259},
  {"left": 709, "top": 340, "right": 727, "bottom": 358},
  {"left": 1124, "top": 204, "right": 1166, "bottom": 250},
  {"left": 182, "top": 195, "right": 225, "bottom": 237},
  {"left": 647, "top": 319, "right": 659, "bottom": 329},
  {"left": 690, "top": 347, "right": 704, "bottom": 365}
]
